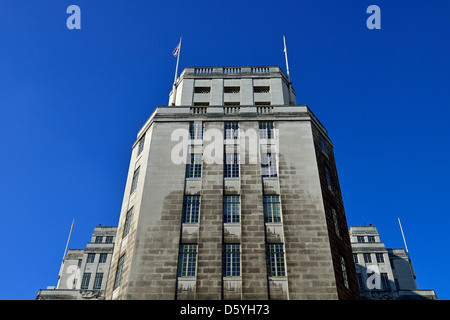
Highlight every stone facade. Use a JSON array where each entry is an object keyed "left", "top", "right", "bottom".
[
  {"left": 105, "top": 66, "right": 360, "bottom": 300},
  {"left": 350, "top": 225, "right": 437, "bottom": 300},
  {"left": 36, "top": 226, "right": 117, "bottom": 300}
]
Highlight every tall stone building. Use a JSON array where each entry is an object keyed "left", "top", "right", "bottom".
[
  {"left": 350, "top": 225, "right": 437, "bottom": 300},
  {"left": 105, "top": 66, "right": 360, "bottom": 300},
  {"left": 36, "top": 225, "right": 117, "bottom": 300}
]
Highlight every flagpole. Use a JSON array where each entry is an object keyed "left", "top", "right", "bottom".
[
  {"left": 57, "top": 218, "right": 75, "bottom": 285},
  {"left": 283, "top": 35, "right": 291, "bottom": 82},
  {"left": 172, "top": 37, "right": 182, "bottom": 106},
  {"left": 63, "top": 218, "right": 75, "bottom": 261},
  {"left": 398, "top": 217, "right": 410, "bottom": 257},
  {"left": 398, "top": 217, "right": 416, "bottom": 279},
  {"left": 283, "top": 35, "right": 295, "bottom": 105}
]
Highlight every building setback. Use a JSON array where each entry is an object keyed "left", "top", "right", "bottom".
[
  {"left": 105, "top": 66, "right": 360, "bottom": 300},
  {"left": 36, "top": 226, "right": 117, "bottom": 300},
  {"left": 350, "top": 225, "right": 437, "bottom": 300}
]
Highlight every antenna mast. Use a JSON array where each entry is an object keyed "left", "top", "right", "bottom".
[
  {"left": 398, "top": 217, "right": 416, "bottom": 279},
  {"left": 283, "top": 35, "right": 295, "bottom": 105},
  {"left": 62, "top": 218, "right": 75, "bottom": 261},
  {"left": 398, "top": 217, "right": 409, "bottom": 258},
  {"left": 56, "top": 219, "right": 75, "bottom": 287}
]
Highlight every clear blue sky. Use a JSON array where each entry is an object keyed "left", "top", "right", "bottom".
[{"left": 1, "top": 1, "right": 449, "bottom": 300}]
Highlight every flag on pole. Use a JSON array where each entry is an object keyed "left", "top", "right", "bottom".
[
  {"left": 172, "top": 41, "right": 181, "bottom": 57},
  {"left": 171, "top": 37, "right": 182, "bottom": 106}
]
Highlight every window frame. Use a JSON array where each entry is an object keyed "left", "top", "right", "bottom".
[
  {"left": 186, "top": 153, "right": 202, "bottom": 178},
  {"left": 130, "top": 166, "right": 140, "bottom": 194},
  {"left": 137, "top": 134, "right": 145, "bottom": 156},
  {"left": 266, "top": 244, "right": 286, "bottom": 277},
  {"left": 223, "top": 195, "right": 240, "bottom": 223},
  {"left": 263, "top": 195, "right": 282, "bottom": 223},
  {"left": 81, "top": 273, "right": 91, "bottom": 290},
  {"left": 189, "top": 122, "right": 203, "bottom": 140},
  {"left": 261, "top": 149, "right": 277, "bottom": 178},
  {"left": 341, "top": 256, "right": 350, "bottom": 289},
  {"left": 123, "top": 207, "right": 133, "bottom": 237},
  {"left": 86, "top": 253, "right": 95, "bottom": 263},
  {"left": 224, "top": 121, "right": 239, "bottom": 140},
  {"left": 182, "top": 195, "right": 201, "bottom": 223},
  {"left": 259, "top": 121, "right": 274, "bottom": 140},
  {"left": 224, "top": 152, "right": 239, "bottom": 178},
  {"left": 93, "top": 273, "right": 103, "bottom": 290},
  {"left": 376, "top": 253, "right": 385, "bottom": 263},
  {"left": 114, "top": 254, "right": 125, "bottom": 290},
  {"left": 223, "top": 244, "right": 241, "bottom": 277},
  {"left": 99, "top": 253, "right": 108, "bottom": 264},
  {"left": 178, "top": 244, "right": 198, "bottom": 277}
]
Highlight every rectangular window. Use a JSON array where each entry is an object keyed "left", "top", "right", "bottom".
[
  {"left": 189, "top": 122, "right": 203, "bottom": 140},
  {"left": 182, "top": 195, "right": 200, "bottom": 223},
  {"left": 376, "top": 253, "right": 385, "bottom": 263},
  {"left": 93, "top": 273, "right": 103, "bottom": 290},
  {"left": 186, "top": 153, "right": 202, "bottom": 178},
  {"left": 81, "top": 273, "right": 91, "bottom": 290},
  {"left": 224, "top": 86, "right": 240, "bottom": 93},
  {"left": 357, "top": 236, "right": 365, "bottom": 243},
  {"left": 324, "top": 166, "right": 333, "bottom": 191},
  {"left": 263, "top": 195, "right": 281, "bottom": 223},
  {"left": 123, "top": 207, "right": 133, "bottom": 237},
  {"left": 320, "top": 136, "right": 328, "bottom": 156},
  {"left": 224, "top": 153, "right": 239, "bottom": 178},
  {"left": 254, "top": 86, "right": 270, "bottom": 93},
  {"left": 194, "top": 87, "right": 210, "bottom": 94},
  {"left": 363, "top": 253, "right": 372, "bottom": 263},
  {"left": 368, "top": 236, "right": 376, "bottom": 243},
  {"left": 95, "top": 236, "right": 103, "bottom": 244},
  {"left": 332, "top": 208, "right": 341, "bottom": 238},
  {"left": 87, "top": 253, "right": 95, "bottom": 263},
  {"left": 261, "top": 150, "right": 277, "bottom": 177},
  {"left": 224, "top": 121, "right": 239, "bottom": 140},
  {"left": 105, "top": 236, "right": 113, "bottom": 243},
  {"left": 137, "top": 134, "right": 145, "bottom": 156},
  {"left": 224, "top": 196, "right": 240, "bottom": 223},
  {"left": 223, "top": 244, "right": 241, "bottom": 277},
  {"left": 266, "top": 244, "right": 286, "bottom": 277},
  {"left": 357, "top": 273, "right": 365, "bottom": 290},
  {"left": 341, "top": 256, "right": 350, "bottom": 289},
  {"left": 178, "top": 244, "right": 198, "bottom": 277},
  {"left": 259, "top": 121, "right": 274, "bottom": 139},
  {"left": 353, "top": 253, "right": 359, "bottom": 264},
  {"left": 114, "top": 254, "right": 125, "bottom": 290},
  {"left": 131, "top": 166, "right": 140, "bottom": 194},
  {"left": 381, "top": 273, "right": 390, "bottom": 290},
  {"left": 99, "top": 253, "right": 107, "bottom": 263}
]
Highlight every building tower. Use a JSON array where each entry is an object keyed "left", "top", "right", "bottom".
[
  {"left": 350, "top": 225, "right": 437, "bottom": 300},
  {"left": 36, "top": 225, "right": 117, "bottom": 300},
  {"left": 105, "top": 66, "right": 360, "bottom": 300}
]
